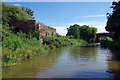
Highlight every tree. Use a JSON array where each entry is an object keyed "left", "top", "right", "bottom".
[
  {"left": 79, "top": 25, "right": 97, "bottom": 43},
  {"left": 105, "top": 1, "right": 120, "bottom": 40},
  {"left": 2, "top": 3, "right": 32, "bottom": 25},
  {"left": 66, "top": 24, "right": 97, "bottom": 43},
  {"left": 66, "top": 24, "right": 80, "bottom": 38},
  {"left": 22, "top": 7, "right": 35, "bottom": 19}
]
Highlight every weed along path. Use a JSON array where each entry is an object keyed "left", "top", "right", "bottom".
[{"left": 2, "top": 46, "right": 120, "bottom": 79}]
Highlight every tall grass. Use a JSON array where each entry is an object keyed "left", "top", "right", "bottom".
[{"left": 2, "top": 25, "right": 48, "bottom": 67}]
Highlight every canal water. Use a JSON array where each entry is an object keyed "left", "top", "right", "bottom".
[{"left": 2, "top": 46, "right": 120, "bottom": 79}]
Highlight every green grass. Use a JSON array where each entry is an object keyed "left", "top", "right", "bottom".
[
  {"left": 2, "top": 25, "right": 49, "bottom": 67},
  {"left": 43, "top": 34, "right": 87, "bottom": 48}
]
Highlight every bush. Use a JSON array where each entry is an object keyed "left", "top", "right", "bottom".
[
  {"left": 43, "top": 36, "right": 71, "bottom": 48},
  {"left": 2, "top": 25, "right": 48, "bottom": 66},
  {"left": 2, "top": 3, "right": 31, "bottom": 25},
  {"left": 43, "top": 35, "right": 87, "bottom": 48},
  {"left": 108, "top": 40, "right": 120, "bottom": 50},
  {"left": 100, "top": 37, "right": 113, "bottom": 47},
  {"left": 44, "top": 45, "right": 50, "bottom": 50}
]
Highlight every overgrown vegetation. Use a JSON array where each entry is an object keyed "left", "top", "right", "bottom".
[
  {"left": 100, "top": 37, "right": 120, "bottom": 50},
  {"left": 106, "top": 1, "right": 120, "bottom": 40},
  {"left": 2, "top": 3, "right": 33, "bottom": 25},
  {"left": 43, "top": 34, "right": 87, "bottom": 48},
  {"left": 2, "top": 25, "right": 48, "bottom": 67},
  {"left": 100, "top": 37, "right": 113, "bottom": 48},
  {"left": 101, "top": 1, "right": 120, "bottom": 50},
  {"left": 66, "top": 24, "right": 97, "bottom": 43},
  {"left": 2, "top": 24, "right": 87, "bottom": 67},
  {"left": 1, "top": 2, "right": 88, "bottom": 67}
]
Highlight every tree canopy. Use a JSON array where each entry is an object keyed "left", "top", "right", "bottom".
[
  {"left": 105, "top": 1, "right": 120, "bottom": 40},
  {"left": 66, "top": 24, "right": 80, "bottom": 38},
  {"left": 66, "top": 24, "right": 97, "bottom": 43},
  {"left": 2, "top": 3, "right": 33, "bottom": 25},
  {"left": 22, "top": 7, "right": 35, "bottom": 19}
]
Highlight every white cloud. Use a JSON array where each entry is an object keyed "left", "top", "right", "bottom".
[
  {"left": 54, "top": 25, "right": 107, "bottom": 36},
  {"left": 13, "top": 4, "right": 21, "bottom": 6},
  {"left": 53, "top": 26, "right": 69, "bottom": 36},
  {"left": 69, "top": 21, "right": 106, "bottom": 26},
  {"left": 69, "top": 22, "right": 89, "bottom": 26},
  {"left": 74, "top": 15, "right": 106, "bottom": 18},
  {"left": 53, "top": 21, "right": 107, "bottom": 35},
  {"left": 94, "top": 26, "right": 107, "bottom": 33},
  {"left": 69, "top": 21, "right": 107, "bottom": 32}
]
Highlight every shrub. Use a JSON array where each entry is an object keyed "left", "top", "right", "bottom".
[
  {"left": 100, "top": 37, "right": 113, "bottom": 47},
  {"left": 43, "top": 35, "right": 87, "bottom": 48},
  {"left": 2, "top": 3, "right": 32, "bottom": 25},
  {"left": 44, "top": 45, "right": 50, "bottom": 50},
  {"left": 2, "top": 25, "right": 48, "bottom": 66}
]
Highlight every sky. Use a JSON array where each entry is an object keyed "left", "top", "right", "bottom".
[
  {"left": 6, "top": 2, "right": 112, "bottom": 35},
  {"left": 2, "top": 0, "right": 115, "bottom": 2}
]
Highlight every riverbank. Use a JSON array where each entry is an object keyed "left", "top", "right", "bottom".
[
  {"left": 2, "top": 25, "right": 87, "bottom": 67},
  {"left": 79, "top": 43, "right": 100, "bottom": 47},
  {"left": 100, "top": 37, "right": 120, "bottom": 51}
]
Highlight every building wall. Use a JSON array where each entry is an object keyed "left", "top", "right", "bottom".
[
  {"left": 36, "top": 23, "right": 56, "bottom": 37},
  {"left": 9, "top": 20, "right": 36, "bottom": 33},
  {"left": 9, "top": 20, "right": 56, "bottom": 43}
]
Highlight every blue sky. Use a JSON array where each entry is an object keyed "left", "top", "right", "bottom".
[
  {"left": 6, "top": 2, "right": 112, "bottom": 35},
  {"left": 2, "top": 0, "right": 114, "bottom": 2}
]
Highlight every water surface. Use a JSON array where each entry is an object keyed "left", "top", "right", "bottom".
[{"left": 2, "top": 46, "right": 120, "bottom": 79}]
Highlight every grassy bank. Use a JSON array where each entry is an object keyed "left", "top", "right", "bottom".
[
  {"left": 2, "top": 25, "right": 49, "bottom": 67},
  {"left": 2, "top": 25, "right": 87, "bottom": 67}
]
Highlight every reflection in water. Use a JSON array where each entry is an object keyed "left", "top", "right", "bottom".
[
  {"left": 2, "top": 50, "right": 58, "bottom": 78},
  {"left": 107, "top": 51, "right": 120, "bottom": 80},
  {"left": 68, "top": 47, "right": 98, "bottom": 63},
  {"left": 2, "top": 46, "right": 120, "bottom": 79}
]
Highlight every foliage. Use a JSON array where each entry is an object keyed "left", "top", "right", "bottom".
[
  {"left": 79, "top": 25, "right": 97, "bottom": 43},
  {"left": 100, "top": 37, "right": 120, "bottom": 50},
  {"left": 2, "top": 2, "right": 31, "bottom": 25},
  {"left": 2, "top": 24, "right": 87, "bottom": 67},
  {"left": 105, "top": 1, "right": 120, "bottom": 40},
  {"left": 43, "top": 35, "right": 87, "bottom": 48},
  {"left": 48, "top": 26, "right": 56, "bottom": 30},
  {"left": 100, "top": 37, "right": 113, "bottom": 47},
  {"left": 22, "top": 7, "right": 35, "bottom": 19},
  {"left": 44, "top": 45, "right": 50, "bottom": 50},
  {"left": 66, "top": 24, "right": 97, "bottom": 43},
  {"left": 102, "top": 1, "right": 120, "bottom": 51},
  {"left": 66, "top": 24, "right": 80, "bottom": 38},
  {"left": 43, "top": 35, "right": 71, "bottom": 48},
  {"left": 2, "top": 25, "right": 49, "bottom": 67},
  {"left": 27, "top": 29, "right": 42, "bottom": 40}
]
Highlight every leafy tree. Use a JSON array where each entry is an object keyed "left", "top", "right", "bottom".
[
  {"left": 22, "top": 7, "right": 35, "bottom": 19},
  {"left": 66, "top": 24, "right": 97, "bottom": 43},
  {"left": 79, "top": 25, "right": 97, "bottom": 43},
  {"left": 66, "top": 24, "right": 80, "bottom": 38},
  {"left": 2, "top": 3, "right": 31, "bottom": 25},
  {"left": 105, "top": 1, "right": 120, "bottom": 40}
]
